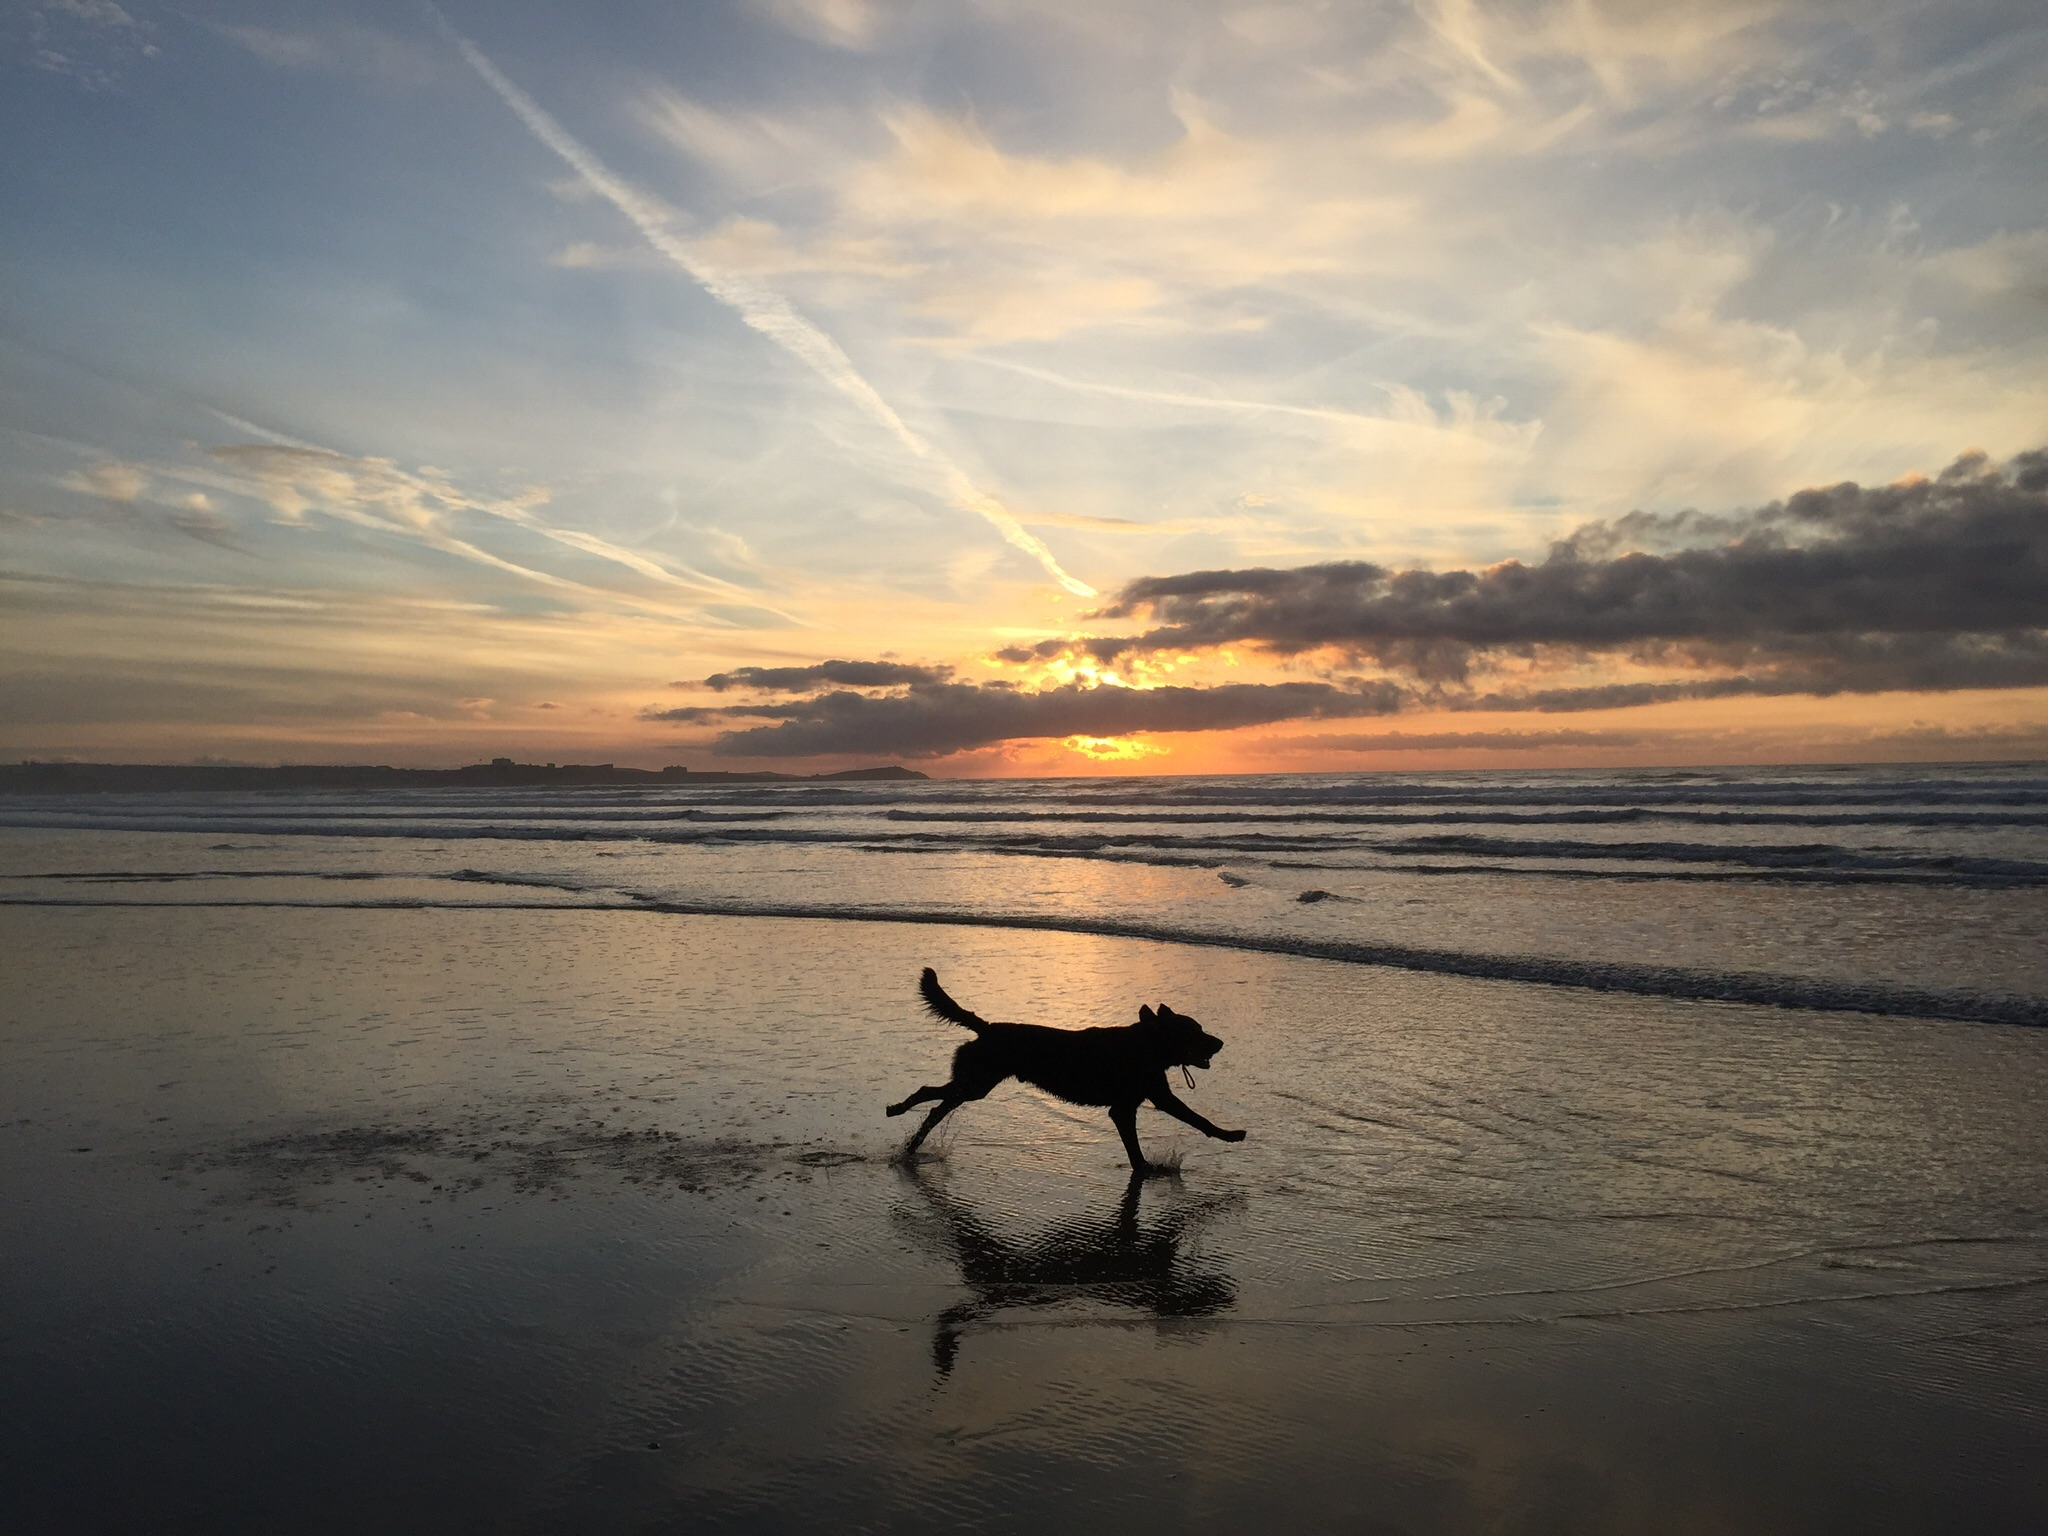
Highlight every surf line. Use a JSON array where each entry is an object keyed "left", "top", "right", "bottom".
[
  {"left": 433, "top": 10, "right": 1094, "bottom": 598},
  {"left": 7, "top": 893, "right": 2045, "bottom": 1028}
]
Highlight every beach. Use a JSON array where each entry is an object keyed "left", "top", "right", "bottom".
[
  {"left": 6, "top": 875, "right": 2045, "bottom": 1532},
  {"left": 12, "top": 0, "right": 2048, "bottom": 1523}
]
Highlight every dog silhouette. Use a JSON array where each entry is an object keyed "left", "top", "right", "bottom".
[{"left": 887, "top": 969, "right": 1246, "bottom": 1176}]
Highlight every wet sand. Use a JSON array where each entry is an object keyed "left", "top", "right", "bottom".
[{"left": 4, "top": 905, "right": 2045, "bottom": 1533}]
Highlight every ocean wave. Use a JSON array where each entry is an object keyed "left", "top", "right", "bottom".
[
  {"left": 881, "top": 807, "right": 2048, "bottom": 829},
  {"left": 6, "top": 889, "right": 2042, "bottom": 1027},
  {"left": 1023, "top": 776, "right": 2048, "bottom": 810},
  {"left": 5, "top": 808, "right": 2045, "bottom": 884},
  {"left": 1368, "top": 834, "right": 2048, "bottom": 880},
  {"left": 4, "top": 819, "right": 2048, "bottom": 888},
  {"left": 7, "top": 768, "right": 2046, "bottom": 819}
]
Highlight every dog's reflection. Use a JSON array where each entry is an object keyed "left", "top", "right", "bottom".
[{"left": 894, "top": 1166, "right": 1239, "bottom": 1375}]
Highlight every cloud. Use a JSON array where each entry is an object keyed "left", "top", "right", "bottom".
[
  {"left": 439, "top": 17, "right": 1096, "bottom": 596},
  {"left": 1859, "top": 721, "right": 2048, "bottom": 755},
  {"left": 1064, "top": 734, "right": 1169, "bottom": 762},
  {"left": 838, "top": 97, "right": 1412, "bottom": 309},
  {"left": 1918, "top": 229, "right": 2048, "bottom": 300},
  {"left": 751, "top": 0, "right": 883, "bottom": 51},
  {"left": 635, "top": 96, "right": 852, "bottom": 188},
  {"left": 647, "top": 677, "right": 1407, "bottom": 758},
  {"left": 64, "top": 460, "right": 148, "bottom": 502},
  {"left": 641, "top": 87, "right": 1413, "bottom": 344},
  {"left": 217, "top": 22, "right": 427, "bottom": 79},
  {"left": 568, "top": 3, "right": 2048, "bottom": 580},
  {"left": 17, "top": 0, "right": 156, "bottom": 90},
  {"left": 164, "top": 495, "right": 235, "bottom": 548},
  {"left": 215, "top": 22, "right": 320, "bottom": 69},
  {"left": 970, "top": 355, "right": 1540, "bottom": 448},
  {"left": 205, "top": 444, "right": 746, "bottom": 602},
  {"left": 1264, "top": 728, "right": 1651, "bottom": 752},
  {"left": 0, "top": 568, "right": 735, "bottom": 760},
  {"left": 616, "top": 5, "right": 2045, "bottom": 527},
  {"left": 547, "top": 240, "right": 665, "bottom": 271},
  {"left": 55, "top": 460, "right": 239, "bottom": 549},
  {"left": 1015, "top": 509, "right": 1162, "bottom": 533},
  {"left": 1084, "top": 447, "right": 2048, "bottom": 697},
  {"left": 1458, "top": 634, "right": 2048, "bottom": 711},
  {"left": 697, "top": 659, "right": 953, "bottom": 691}
]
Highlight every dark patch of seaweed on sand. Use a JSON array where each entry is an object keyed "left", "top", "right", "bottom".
[{"left": 169, "top": 1113, "right": 875, "bottom": 1208}]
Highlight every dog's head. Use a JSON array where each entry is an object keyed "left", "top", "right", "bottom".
[{"left": 1137, "top": 1003, "right": 1224, "bottom": 1070}]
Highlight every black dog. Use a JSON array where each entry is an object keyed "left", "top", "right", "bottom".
[{"left": 886, "top": 969, "right": 1246, "bottom": 1176}]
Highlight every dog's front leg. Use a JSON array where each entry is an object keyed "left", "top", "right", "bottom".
[
  {"left": 1110, "top": 1103, "right": 1169, "bottom": 1177},
  {"left": 1149, "top": 1085, "right": 1246, "bottom": 1143}
]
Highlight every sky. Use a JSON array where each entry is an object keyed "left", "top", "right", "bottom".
[{"left": 3, "top": 0, "right": 2045, "bottom": 775}]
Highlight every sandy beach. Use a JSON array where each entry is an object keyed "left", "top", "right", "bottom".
[
  {"left": 10, "top": 0, "right": 2048, "bottom": 1524},
  {"left": 6, "top": 901, "right": 2044, "bottom": 1533}
]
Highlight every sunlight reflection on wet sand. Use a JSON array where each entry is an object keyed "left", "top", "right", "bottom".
[{"left": 4, "top": 904, "right": 2045, "bottom": 1533}]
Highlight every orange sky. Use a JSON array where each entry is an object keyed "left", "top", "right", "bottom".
[{"left": 4, "top": 3, "right": 2044, "bottom": 773}]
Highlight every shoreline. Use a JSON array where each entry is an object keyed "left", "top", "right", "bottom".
[{"left": 5, "top": 891, "right": 2043, "bottom": 1027}]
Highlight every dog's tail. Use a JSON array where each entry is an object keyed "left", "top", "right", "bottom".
[{"left": 919, "top": 968, "right": 989, "bottom": 1030}]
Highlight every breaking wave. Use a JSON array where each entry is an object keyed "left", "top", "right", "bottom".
[
  {"left": 6, "top": 761, "right": 2043, "bottom": 1026},
  {"left": 6, "top": 885, "right": 2045, "bottom": 1027}
]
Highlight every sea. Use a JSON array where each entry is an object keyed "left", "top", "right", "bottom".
[{"left": 5, "top": 760, "right": 2045, "bottom": 1026}]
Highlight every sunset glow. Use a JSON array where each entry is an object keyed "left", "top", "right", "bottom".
[
  {"left": 3, "top": 2, "right": 2043, "bottom": 773},
  {"left": 1062, "top": 735, "right": 1169, "bottom": 764}
]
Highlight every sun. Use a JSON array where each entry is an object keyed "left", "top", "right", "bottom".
[{"left": 1062, "top": 735, "right": 1168, "bottom": 762}]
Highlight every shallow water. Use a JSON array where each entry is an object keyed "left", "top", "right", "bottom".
[
  {"left": 4, "top": 903, "right": 2044, "bottom": 1533},
  {"left": 6, "top": 764, "right": 2046, "bottom": 1024}
]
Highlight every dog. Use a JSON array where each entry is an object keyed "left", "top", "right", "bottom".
[{"left": 886, "top": 968, "right": 1246, "bottom": 1176}]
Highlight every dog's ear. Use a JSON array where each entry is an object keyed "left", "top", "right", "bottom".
[{"left": 1139, "top": 1004, "right": 1156, "bottom": 1023}]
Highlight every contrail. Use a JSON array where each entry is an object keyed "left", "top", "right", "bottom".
[
  {"left": 971, "top": 357, "right": 1383, "bottom": 428},
  {"left": 435, "top": 13, "right": 1095, "bottom": 597}
]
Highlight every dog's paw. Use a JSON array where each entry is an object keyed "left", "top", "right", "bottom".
[
  {"left": 1219, "top": 1128, "right": 1247, "bottom": 1142},
  {"left": 884, "top": 1103, "right": 907, "bottom": 1117}
]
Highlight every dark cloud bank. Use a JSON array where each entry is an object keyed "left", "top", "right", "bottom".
[
  {"left": 694, "top": 660, "right": 951, "bottom": 692},
  {"left": 658, "top": 449, "right": 2048, "bottom": 757},
  {"left": 648, "top": 679, "right": 1406, "bottom": 758}
]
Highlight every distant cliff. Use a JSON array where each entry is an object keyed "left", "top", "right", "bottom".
[{"left": 0, "top": 760, "right": 929, "bottom": 793}]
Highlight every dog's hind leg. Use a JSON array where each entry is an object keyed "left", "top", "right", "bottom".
[
  {"left": 901, "top": 1094, "right": 969, "bottom": 1156},
  {"left": 886, "top": 1084, "right": 951, "bottom": 1118},
  {"left": 898, "top": 1043, "right": 1003, "bottom": 1159}
]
